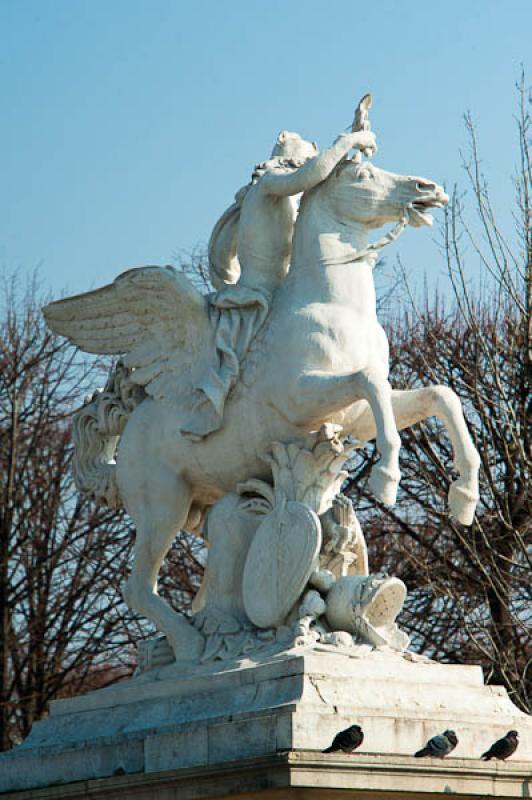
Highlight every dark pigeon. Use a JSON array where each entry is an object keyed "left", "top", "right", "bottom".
[
  {"left": 323, "top": 724, "right": 364, "bottom": 753},
  {"left": 415, "top": 730, "right": 458, "bottom": 758},
  {"left": 481, "top": 730, "right": 519, "bottom": 761}
]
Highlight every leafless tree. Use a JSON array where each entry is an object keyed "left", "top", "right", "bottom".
[
  {"left": 174, "top": 246, "right": 212, "bottom": 293},
  {"left": 346, "top": 76, "right": 531, "bottom": 712},
  {"left": 0, "top": 276, "right": 203, "bottom": 750}
]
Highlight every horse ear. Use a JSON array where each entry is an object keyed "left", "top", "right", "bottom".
[
  {"left": 312, "top": 141, "right": 318, "bottom": 152},
  {"left": 277, "top": 131, "right": 287, "bottom": 144}
]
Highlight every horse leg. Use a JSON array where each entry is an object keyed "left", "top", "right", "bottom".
[
  {"left": 350, "top": 386, "right": 480, "bottom": 525},
  {"left": 351, "top": 371, "right": 402, "bottom": 506},
  {"left": 121, "top": 472, "right": 204, "bottom": 660},
  {"left": 289, "top": 370, "right": 401, "bottom": 505}
]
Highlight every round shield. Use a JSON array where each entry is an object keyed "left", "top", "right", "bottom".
[{"left": 242, "top": 500, "right": 322, "bottom": 629}]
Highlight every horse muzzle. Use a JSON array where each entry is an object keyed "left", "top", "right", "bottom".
[{"left": 407, "top": 186, "right": 448, "bottom": 227}]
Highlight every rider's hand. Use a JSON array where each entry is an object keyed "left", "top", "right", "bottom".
[{"left": 351, "top": 130, "right": 377, "bottom": 156}]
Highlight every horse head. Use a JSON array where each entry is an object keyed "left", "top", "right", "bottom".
[{"left": 325, "top": 158, "right": 448, "bottom": 230}]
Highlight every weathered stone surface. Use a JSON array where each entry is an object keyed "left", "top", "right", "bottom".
[
  {"left": 0, "top": 751, "right": 530, "bottom": 800},
  {"left": 0, "top": 648, "right": 530, "bottom": 794}
]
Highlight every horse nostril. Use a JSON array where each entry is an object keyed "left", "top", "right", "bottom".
[{"left": 416, "top": 181, "right": 437, "bottom": 192}]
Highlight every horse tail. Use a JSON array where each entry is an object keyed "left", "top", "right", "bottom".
[
  {"left": 72, "top": 362, "right": 145, "bottom": 508},
  {"left": 208, "top": 184, "right": 249, "bottom": 289}
]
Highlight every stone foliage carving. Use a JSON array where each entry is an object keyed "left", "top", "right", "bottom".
[{"left": 43, "top": 94, "right": 481, "bottom": 668}]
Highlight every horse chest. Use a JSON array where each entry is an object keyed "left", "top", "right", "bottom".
[{"left": 301, "top": 303, "right": 379, "bottom": 370}]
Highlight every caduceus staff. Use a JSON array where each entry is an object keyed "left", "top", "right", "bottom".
[{"left": 351, "top": 92, "right": 373, "bottom": 159}]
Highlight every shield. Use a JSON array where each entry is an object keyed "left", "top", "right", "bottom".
[{"left": 242, "top": 500, "right": 322, "bottom": 629}]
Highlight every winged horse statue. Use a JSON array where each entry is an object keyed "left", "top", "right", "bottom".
[{"left": 44, "top": 97, "right": 480, "bottom": 659}]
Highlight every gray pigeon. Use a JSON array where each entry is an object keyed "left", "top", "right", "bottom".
[
  {"left": 415, "top": 730, "right": 458, "bottom": 758},
  {"left": 481, "top": 730, "right": 519, "bottom": 761},
  {"left": 323, "top": 724, "right": 364, "bottom": 753}
]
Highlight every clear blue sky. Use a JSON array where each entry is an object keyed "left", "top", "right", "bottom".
[{"left": 1, "top": 0, "right": 531, "bottom": 297}]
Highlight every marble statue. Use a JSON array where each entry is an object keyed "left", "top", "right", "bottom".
[
  {"left": 43, "top": 95, "right": 481, "bottom": 667},
  {"left": 184, "top": 99, "right": 375, "bottom": 440}
]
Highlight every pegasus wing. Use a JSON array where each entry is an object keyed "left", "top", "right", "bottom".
[{"left": 43, "top": 265, "right": 212, "bottom": 398}]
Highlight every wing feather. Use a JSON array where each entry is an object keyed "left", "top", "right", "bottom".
[{"left": 43, "top": 265, "right": 211, "bottom": 397}]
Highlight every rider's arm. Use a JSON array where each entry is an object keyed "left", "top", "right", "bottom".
[{"left": 260, "top": 130, "right": 376, "bottom": 197}]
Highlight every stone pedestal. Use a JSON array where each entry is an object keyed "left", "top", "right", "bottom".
[
  {"left": 0, "top": 645, "right": 530, "bottom": 796},
  {"left": 1, "top": 752, "right": 530, "bottom": 800}
]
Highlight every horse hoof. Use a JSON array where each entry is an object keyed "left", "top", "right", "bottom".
[
  {"left": 448, "top": 480, "right": 478, "bottom": 525},
  {"left": 164, "top": 618, "right": 205, "bottom": 663},
  {"left": 368, "top": 466, "right": 400, "bottom": 506}
]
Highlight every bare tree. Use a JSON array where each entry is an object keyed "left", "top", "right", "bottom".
[
  {"left": 0, "top": 276, "right": 203, "bottom": 749},
  {"left": 0, "top": 276, "right": 131, "bottom": 748},
  {"left": 174, "top": 246, "right": 213, "bottom": 293},
  {"left": 346, "top": 77, "right": 531, "bottom": 711}
]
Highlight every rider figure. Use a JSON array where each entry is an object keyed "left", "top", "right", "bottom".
[{"left": 181, "top": 126, "right": 377, "bottom": 441}]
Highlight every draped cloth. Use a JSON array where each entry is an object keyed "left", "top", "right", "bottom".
[{"left": 181, "top": 284, "right": 270, "bottom": 440}]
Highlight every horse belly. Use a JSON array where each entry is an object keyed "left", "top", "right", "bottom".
[{"left": 178, "top": 392, "right": 305, "bottom": 494}]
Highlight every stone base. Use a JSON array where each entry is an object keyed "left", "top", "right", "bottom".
[
  {"left": 1, "top": 752, "right": 530, "bottom": 800},
  {"left": 0, "top": 645, "right": 530, "bottom": 795}
]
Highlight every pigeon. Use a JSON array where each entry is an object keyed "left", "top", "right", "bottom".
[
  {"left": 481, "top": 730, "right": 519, "bottom": 761},
  {"left": 415, "top": 730, "right": 458, "bottom": 758},
  {"left": 323, "top": 724, "right": 364, "bottom": 753}
]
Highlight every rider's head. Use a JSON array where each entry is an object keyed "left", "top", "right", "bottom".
[
  {"left": 251, "top": 132, "right": 318, "bottom": 183},
  {"left": 270, "top": 130, "right": 318, "bottom": 161}
]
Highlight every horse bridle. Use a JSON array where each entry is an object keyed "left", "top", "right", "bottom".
[{"left": 332, "top": 203, "right": 414, "bottom": 267}]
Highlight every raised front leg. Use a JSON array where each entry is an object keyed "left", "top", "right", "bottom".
[
  {"left": 392, "top": 387, "right": 480, "bottom": 525},
  {"left": 348, "top": 385, "right": 480, "bottom": 525},
  {"left": 352, "top": 372, "right": 401, "bottom": 506},
  {"left": 283, "top": 369, "right": 401, "bottom": 506}
]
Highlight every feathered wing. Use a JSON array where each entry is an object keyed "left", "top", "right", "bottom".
[{"left": 43, "top": 266, "right": 212, "bottom": 399}]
